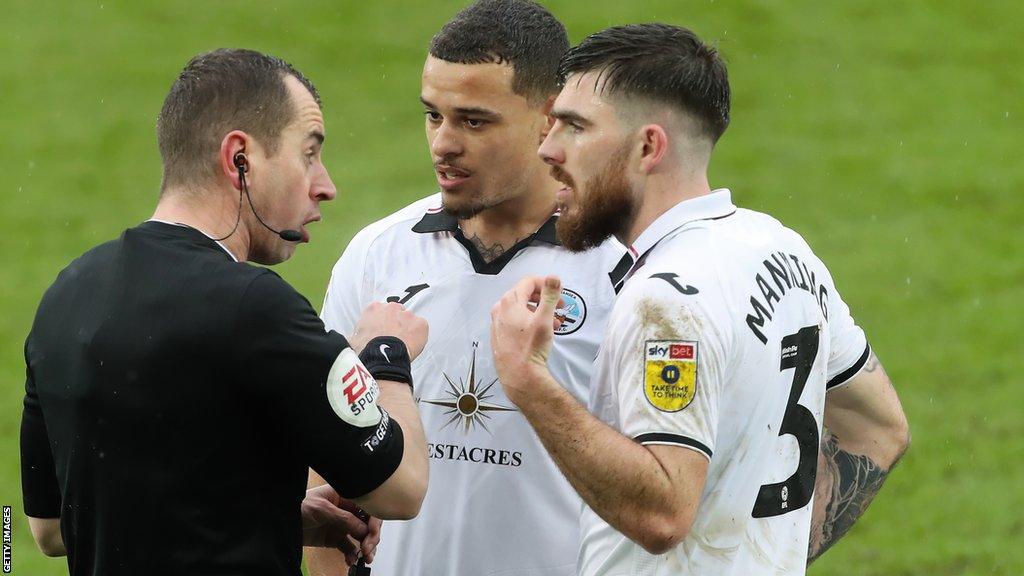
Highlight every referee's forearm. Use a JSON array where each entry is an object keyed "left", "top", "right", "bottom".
[
  {"left": 376, "top": 381, "right": 429, "bottom": 502},
  {"left": 378, "top": 381, "right": 426, "bottom": 455}
]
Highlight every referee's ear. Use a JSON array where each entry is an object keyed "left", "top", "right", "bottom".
[
  {"left": 637, "top": 124, "right": 670, "bottom": 174},
  {"left": 219, "top": 130, "right": 250, "bottom": 190}
]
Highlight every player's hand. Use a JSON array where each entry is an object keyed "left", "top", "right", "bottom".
[
  {"left": 490, "top": 275, "right": 563, "bottom": 404},
  {"left": 301, "top": 484, "right": 380, "bottom": 566},
  {"left": 350, "top": 301, "right": 428, "bottom": 360}
]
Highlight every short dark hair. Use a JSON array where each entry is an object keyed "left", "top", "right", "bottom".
[
  {"left": 429, "top": 0, "right": 568, "bottom": 103},
  {"left": 156, "top": 48, "right": 321, "bottom": 191},
  {"left": 559, "top": 23, "right": 730, "bottom": 142}
]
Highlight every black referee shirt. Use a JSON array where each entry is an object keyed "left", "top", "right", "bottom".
[{"left": 20, "top": 221, "right": 404, "bottom": 575}]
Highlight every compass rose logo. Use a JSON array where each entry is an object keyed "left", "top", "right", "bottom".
[{"left": 421, "top": 343, "right": 517, "bottom": 433}]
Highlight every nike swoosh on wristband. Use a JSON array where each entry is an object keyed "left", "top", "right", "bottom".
[{"left": 380, "top": 344, "right": 391, "bottom": 363}]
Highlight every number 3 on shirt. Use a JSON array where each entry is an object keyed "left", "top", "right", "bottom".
[{"left": 752, "top": 325, "right": 821, "bottom": 518}]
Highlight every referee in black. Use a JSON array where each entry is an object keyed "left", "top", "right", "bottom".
[{"left": 20, "top": 48, "right": 428, "bottom": 575}]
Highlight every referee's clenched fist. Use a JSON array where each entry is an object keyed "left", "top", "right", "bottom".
[{"left": 350, "top": 301, "right": 429, "bottom": 359}]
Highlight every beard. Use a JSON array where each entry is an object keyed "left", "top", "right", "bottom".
[
  {"left": 441, "top": 189, "right": 491, "bottom": 220},
  {"left": 440, "top": 179, "right": 525, "bottom": 220},
  {"left": 555, "top": 144, "right": 637, "bottom": 252}
]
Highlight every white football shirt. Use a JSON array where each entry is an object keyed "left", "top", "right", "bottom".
[
  {"left": 322, "top": 193, "right": 623, "bottom": 576},
  {"left": 579, "top": 189, "right": 870, "bottom": 576}
]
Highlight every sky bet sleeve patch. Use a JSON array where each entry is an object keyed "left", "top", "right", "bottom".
[
  {"left": 326, "top": 347, "right": 384, "bottom": 428},
  {"left": 644, "top": 340, "right": 698, "bottom": 412}
]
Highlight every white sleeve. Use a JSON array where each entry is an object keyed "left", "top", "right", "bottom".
[
  {"left": 822, "top": 273, "right": 870, "bottom": 391},
  {"left": 615, "top": 276, "right": 731, "bottom": 461},
  {"left": 321, "top": 228, "right": 379, "bottom": 335}
]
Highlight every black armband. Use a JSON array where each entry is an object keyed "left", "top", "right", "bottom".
[{"left": 359, "top": 336, "right": 413, "bottom": 390}]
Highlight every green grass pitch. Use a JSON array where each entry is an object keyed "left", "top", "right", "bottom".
[{"left": 1, "top": 1, "right": 1021, "bottom": 574}]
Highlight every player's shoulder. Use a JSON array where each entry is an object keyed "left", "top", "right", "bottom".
[
  {"left": 620, "top": 263, "right": 720, "bottom": 313},
  {"left": 729, "top": 207, "right": 837, "bottom": 281},
  {"left": 724, "top": 207, "right": 823, "bottom": 256},
  {"left": 657, "top": 206, "right": 820, "bottom": 266},
  {"left": 619, "top": 230, "right": 725, "bottom": 315},
  {"left": 347, "top": 193, "right": 441, "bottom": 247},
  {"left": 613, "top": 265, "right": 733, "bottom": 349},
  {"left": 741, "top": 207, "right": 818, "bottom": 247},
  {"left": 668, "top": 206, "right": 783, "bottom": 249},
  {"left": 627, "top": 209, "right": 776, "bottom": 307},
  {"left": 641, "top": 222, "right": 728, "bottom": 287}
]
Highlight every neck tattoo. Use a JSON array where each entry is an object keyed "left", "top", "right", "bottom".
[{"left": 467, "top": 233, "right": 523, "bottom": 264}]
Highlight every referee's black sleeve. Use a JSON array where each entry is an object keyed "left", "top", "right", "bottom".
[
  {"left": 20, "top": 340, "right": 62, "bottom": 518},
  {"left": 233, "top": 272, "right": 404, "bottom": 498}
]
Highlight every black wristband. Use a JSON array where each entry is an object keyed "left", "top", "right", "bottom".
[{"left": 359, "top": 336, "right": 413, "bottom": 391}]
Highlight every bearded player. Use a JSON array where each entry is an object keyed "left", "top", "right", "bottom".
[
  {"left": 306, "top": 1, "right": 622, "bottom": 574},
  {"left": 491, "top": 24, "right": 911, "bottom": 574}
]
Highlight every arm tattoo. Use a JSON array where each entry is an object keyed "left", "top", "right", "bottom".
[
  {"left": 467, "top": 233, "right": 521, "bottom": 264},
  {"left": 808, "top": 430, "right": 900, "bottom": 563}
]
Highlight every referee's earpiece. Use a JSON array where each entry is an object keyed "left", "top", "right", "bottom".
[
  {"left": 230, "top": 150, "right": 302, "bottom": 243},
  {"left": 209, "top": 153, "right": 247, "bottom": 242}
]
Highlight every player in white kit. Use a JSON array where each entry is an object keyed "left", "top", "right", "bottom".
[
  {"left": 306, "top": 2, "right": 622, "bottom": 574},
  {"left": 491, "top": 24, "right": 911, "bottom": 575}
]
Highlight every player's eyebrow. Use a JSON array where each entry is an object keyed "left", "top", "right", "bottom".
[
  {"left": 550, "top": 109, "right": 592, "bottom": 127},
  {"left": 420, "top": 96, "right": 501, "bottom": 120},
  {"left": 453, "top": 106, "right": 501, "bottom": 120}
]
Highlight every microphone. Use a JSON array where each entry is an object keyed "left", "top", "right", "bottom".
[
  {"left": 234, "top": 153, "right": 302, "bottom": 242},
  {"left": 275, "top": 228, "right": 303, "bottom": 242}
]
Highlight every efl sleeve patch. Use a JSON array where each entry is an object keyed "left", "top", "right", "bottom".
[
  {"left": 326, "top": 347, "right": 384, "bottom": 428},
  {"left": 644, "top": 340, "right": 698, "bottom": 412}
]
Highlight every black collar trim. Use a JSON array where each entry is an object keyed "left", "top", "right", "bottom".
[
  {"left": 411, "top": 209, "right": 459, "bottom": 234},
  {"left": 533, "top": 215, "right": 559, "bottom": 245},
  {"left": 411, "top": 209, "right": 561, "bottom": 275}
]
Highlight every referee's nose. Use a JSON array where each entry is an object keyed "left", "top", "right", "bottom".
[{"left": 312, "top": 162, "right": 338, "bottom": 202}]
